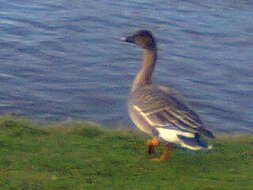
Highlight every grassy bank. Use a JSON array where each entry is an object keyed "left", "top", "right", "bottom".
[{"left": 0, "top": 117, "right": 252, "bottom": 190}]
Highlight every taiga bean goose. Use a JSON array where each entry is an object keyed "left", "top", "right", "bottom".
[{"left": 120, "top": 30, "right": 214, "bottom": 161}]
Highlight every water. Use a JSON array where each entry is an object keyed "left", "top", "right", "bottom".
[{"left": 0, "top": 0, "right": 253, "bottom": 132}]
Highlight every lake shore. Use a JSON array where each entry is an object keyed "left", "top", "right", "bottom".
[{"left": 0, "top": 116, "right": 252, "bottom": 190}]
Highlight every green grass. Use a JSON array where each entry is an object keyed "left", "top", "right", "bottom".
[{"left": 0, "top": 116, "right": 252, "bottom": 190}]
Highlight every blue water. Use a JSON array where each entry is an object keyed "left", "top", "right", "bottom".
[{"left": 0, "top": 0, "right": 253, "bottom": 132}]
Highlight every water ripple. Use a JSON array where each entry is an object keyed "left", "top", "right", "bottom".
[{"left": 0, "top": 0, "right": 252, "bottom": 131}]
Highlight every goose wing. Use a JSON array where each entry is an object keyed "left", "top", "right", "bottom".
[{"left": 130, "top": 85, "right": 214, "bottom": 138}]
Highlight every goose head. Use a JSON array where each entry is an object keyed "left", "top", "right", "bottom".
[{"left": 120, "top": 30, "right": 156, "bottom": 50}]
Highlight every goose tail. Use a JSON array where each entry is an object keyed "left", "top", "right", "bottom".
[
  {"left": 177, "top": 133, "right": 213, "bottom": 150},
  {"left": 201, "top": 128, "right": 215, "bottom": 139}
]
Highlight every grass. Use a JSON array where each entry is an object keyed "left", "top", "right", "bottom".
[{"left": 0, "top": 116, "right": 252, "bottom": 190}]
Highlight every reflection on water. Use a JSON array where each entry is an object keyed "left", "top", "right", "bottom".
[{"left": 0, "top": 0, "right": 253, "bottom": 132}]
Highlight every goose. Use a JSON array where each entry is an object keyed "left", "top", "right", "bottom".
[{"left": 119, "top": 30, "right": 214, "bottom": 161}]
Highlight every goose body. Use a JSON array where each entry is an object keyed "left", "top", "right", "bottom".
[
  {"left": 128, "top": 84, "right": 212, "bottom": 150},
  {"left": 120, "top": 30, "right": 214, "bottom": 161}
]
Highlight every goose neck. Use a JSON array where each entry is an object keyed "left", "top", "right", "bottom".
[{"left": 131, "top": 48, "right": 157, "bottom": 92}]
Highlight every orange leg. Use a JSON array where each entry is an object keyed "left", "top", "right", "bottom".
[
  {"left": 146, "top": 138, "right": 159, "bottom": 154},
  {"left": 150, "top": 143, "right": 171, "bottom": 161}
]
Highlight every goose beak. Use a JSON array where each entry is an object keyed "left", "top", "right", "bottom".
[
  {"left": 119, "top": 36, "right": 134, "bottom": 43},
  {"left": 119, "top": 36, "right": 127, "bottom": 41}
]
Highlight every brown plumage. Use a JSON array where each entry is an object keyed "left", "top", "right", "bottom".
[{"left": 120, "top": 30, "right": 214, "bottom": 161}]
